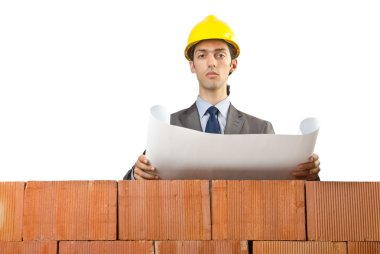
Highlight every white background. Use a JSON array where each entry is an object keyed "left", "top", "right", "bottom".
[{"left": 1, "top": 0, "right": 379, "bottom": 181}]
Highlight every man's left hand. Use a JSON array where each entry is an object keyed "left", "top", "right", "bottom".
[{"left": 292, "top": 153, "right": 320, "bottom": 180}]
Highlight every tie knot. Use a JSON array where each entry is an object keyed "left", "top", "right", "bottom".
[{"left": 207, "top": 106, "right": 219, "bottom": 116}]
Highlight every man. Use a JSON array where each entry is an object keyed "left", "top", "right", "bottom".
[{"left": 124, "top": 15, "right": 320, "bottom": 180}]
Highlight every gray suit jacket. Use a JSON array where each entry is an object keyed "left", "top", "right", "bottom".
[
  {"left": 171, "top": 103, "right": 274, "bottom": 134},
  {"left": 123, "top": 103, "right": 274, "bottom": 180}
]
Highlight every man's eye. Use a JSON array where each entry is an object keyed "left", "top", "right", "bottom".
[
  {"left": 216, "top": 53, "right": 225, "bottom": 59},
  {"left": 197, "top": 54, "right": 205, "bottom": 59}
]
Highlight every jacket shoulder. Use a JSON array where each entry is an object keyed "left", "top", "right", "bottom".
[
  {"left": 231, "top": 106, "right": 275, "bottom": 134},
  {"left": 170, "top": 108, "right": 188, "bottom": 126},
  {"left": 170, "top": 103, "right": 199, "bottom": 128}
]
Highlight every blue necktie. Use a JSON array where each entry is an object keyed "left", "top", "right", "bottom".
[{"left": 205, "top": 106, "right": 221, "bottom": 134}]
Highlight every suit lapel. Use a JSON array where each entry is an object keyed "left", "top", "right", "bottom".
[
  {"left": 179, "top": 103, "right": 203, "bottom": 131},
  {"left": 178, "top": 103, "right": 245, "bottom": 134},
  {"left": 225, "top": 104, "right": 245, "bottom": 134}
]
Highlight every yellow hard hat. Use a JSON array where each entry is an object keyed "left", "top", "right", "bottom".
[{"left": 185, "top": 15, "right": 240, "bottom": 61}]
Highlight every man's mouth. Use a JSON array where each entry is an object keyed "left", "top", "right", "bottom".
[{"left": 206, "top": 72, "right": 219, "bottom": 78}]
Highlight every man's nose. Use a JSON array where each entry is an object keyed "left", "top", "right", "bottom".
[{"left": 207, "top": 55, "right": 216, "bottom": 68}]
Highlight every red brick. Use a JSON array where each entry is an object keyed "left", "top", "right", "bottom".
[
  {"left": 23, "top": 181, "right": 117, "bottom": 240},
  {"left": 348, "top": 242, "right": 380, "bottom": 254},
  {"left": 155, "top": 241, "right": 248, "bottom": 254},
  {"left": 0, "top": 182, "right": 24, "bottom": 241},
  {"left": 212, "top": 180, "right": 305, "bottom": 240},
  {"left": 0, "top": 241, "right": 57, "bottom": 254},
  {"left": 253, "top": 241, "right": 346, "bottom": 254},
  {"left": 306, "top": 182, "right": 380, "bottom": 241},
  {"left": 118, "top": 180, "right": 211, "bottom": 240},
  {"left": 59, "top": 241, "right": 153, "bottom": 254}
]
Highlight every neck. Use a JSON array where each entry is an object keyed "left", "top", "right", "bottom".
[{"left": 199, "top": 87, "right": 228, "bottom": 105}]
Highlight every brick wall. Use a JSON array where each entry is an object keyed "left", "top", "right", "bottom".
[{"left": 1, "top": 181, "right": 379, "bottom": 254}]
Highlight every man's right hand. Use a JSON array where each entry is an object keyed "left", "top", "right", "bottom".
[{"left": 133, "top": 154, "right": 160, "bottom": 180}]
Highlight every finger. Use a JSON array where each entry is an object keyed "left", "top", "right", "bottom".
[
  {"left": 134, "top": 173, "right": 158, "bottom": 180},
  {"left": 295, "top": 161, "right": 315, "bottom": 171},
  {"left": 134, "top": 167, "right": 159, "bottom": 180},
  {"left": 292, "top": 169, "right": 310, "bottom": 177},
  {"left": 134, "top": 167, "right": 158, "bottom": 179},
  {"left": 134, "top": 173, "right": 144, "bottom": 180},
  {"left": 309, "top": 153, "right": 319, "bottom": 162},
  {"left": 313, "top": 159, "right": 320, "bottom": 168},
  {"left": 138, "top": 155, "right": 151, "bottom": 165},
  {"left": 293, "top": 164, "right": 320, "bottom": 175},
  {"left": 298, "top": 153, "right": 320, "bottom": 169},
  {"left": 136, "top": 155, "right": 157, "bottom": 173},
  {"left": 309, "top": 167, "right": 320, "bottom": 175},
  {"left": 297, "top": 159, "right": 320, "bottom": 170},
  {"left": 293, "top": 167, "right": 320, "bottom": 179},
  {"left": 135, "top": 160, "right": 156, "bottom": 172}
]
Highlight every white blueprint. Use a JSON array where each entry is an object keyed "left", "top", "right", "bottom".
[{"left": 146, "top": 105, "right": 319, "bottom": 180}]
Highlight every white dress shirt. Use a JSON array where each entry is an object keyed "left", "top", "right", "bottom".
[{"left": 195, "top": 96, "right": 230, "bottom": 134}]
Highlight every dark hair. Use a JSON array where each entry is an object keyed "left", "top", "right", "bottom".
[
  {"left": 188, "top": 41, "right": 237, "bottom": 61},
  {"left": 227, "top": 43, "right": 237, "bottom": 60}
]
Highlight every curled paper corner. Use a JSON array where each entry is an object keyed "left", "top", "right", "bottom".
[
  {"left": 300, "top": 117, "right": 320, "bottom": 134},
  {"left": 151, "top": 105, "right": 170, "bottom": 124}
]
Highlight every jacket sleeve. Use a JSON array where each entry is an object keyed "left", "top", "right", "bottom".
[{"left": 123, "top": 167, "right": 134, "bottom": 180}]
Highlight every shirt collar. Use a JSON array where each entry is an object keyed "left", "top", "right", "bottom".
[{"left": 196, "top": 96, "right": 230, "bottom": 118}]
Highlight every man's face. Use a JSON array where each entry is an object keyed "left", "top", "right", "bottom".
[{"left": 190, "top": 40, "right": 237, "bottom": 94}]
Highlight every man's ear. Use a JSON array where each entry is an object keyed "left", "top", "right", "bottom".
[
  {"left": 189, "top": 61, "right": 196, "bottom": 73},
  {"left": 229, "top": 58, "right": 238, "bottom": 73}
]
